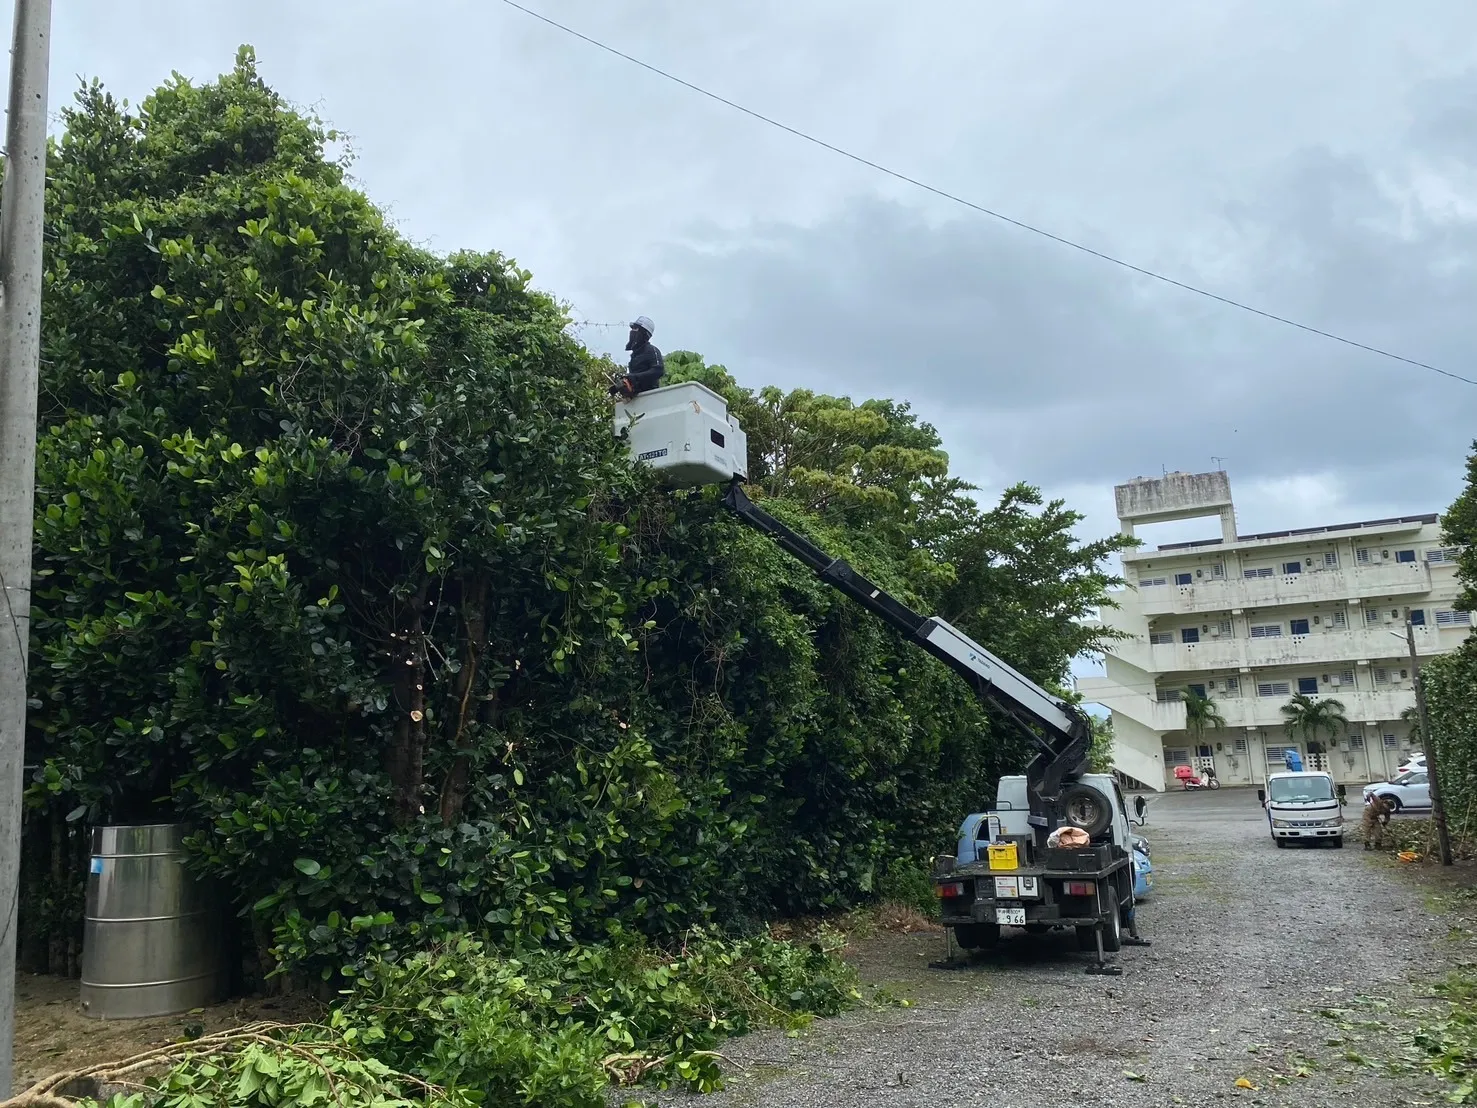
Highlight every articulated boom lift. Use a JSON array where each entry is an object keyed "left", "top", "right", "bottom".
[
  {"left": 615, "top": 380, "right": 1141, "bottom": 968},
  {"left": 612, "top": 379, "right": 1093, "bottom": 836}
]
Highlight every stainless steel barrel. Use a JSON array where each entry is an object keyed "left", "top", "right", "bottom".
[{"left": 80, "top": 823, "right": 228, "bottom": 1019}]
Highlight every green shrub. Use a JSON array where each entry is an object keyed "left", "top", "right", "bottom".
[
  {"left": 876, "top": 856, "right": 939, "bottom": 918},
  {"left": 77, "top": 930, "right": 857, "bottom": 1108},
  {"left": 332, "top": 928, "right": 856, "bottom": 1104}
]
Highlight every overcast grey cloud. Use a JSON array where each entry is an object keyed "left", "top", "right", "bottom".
[{"left": 19, "top": 0, "right": 1477, "bottom": 549}]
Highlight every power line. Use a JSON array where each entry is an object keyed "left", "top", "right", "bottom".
[{"left": 499, "top": 0, "right": 1477, "bottom": 388}]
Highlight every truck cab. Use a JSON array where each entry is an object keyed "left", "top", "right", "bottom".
[{"left": 1259, "top": 771, "right": 1344, "bottom": 848}]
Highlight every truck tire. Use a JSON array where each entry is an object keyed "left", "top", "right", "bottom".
[
  {"left": 1060, "top": 784, "right": 1112, "bottom": 837},
  {"left": 1332, "top": 836, "right": 1344, "bottom": 849},
  {"left": 953, "top": 923, "right": 1000, "bottom": 951},
  {"left": 1100, "top": 902, "right": 1123, "bottom": 952},
  {"left": 1274, "top": 836, "right": 1287, "bottom": 848}
]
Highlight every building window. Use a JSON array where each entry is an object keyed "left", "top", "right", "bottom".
[
  {"left": 1233, "top": 737, "right": 1248, "bottom": 754},
  {"left": 1282, "top": 561, "right": 1302, "bottom": 575},
  {"left": 1266, "top": 744, "right": 1296, "bottom": 767},
  {"left": 1175, "top": 572, "right": 1192, "bottom": 586},
  {"left": 1224, "top": 676, "right": 1240, "bottom": 694},
  {"left": 1427, "top": 547, "right": 1459, "bottom": 564},
  {"left": 1410, "top": 609, "right": 1426, "bottom": 626},
  {"left": 1211, "top": 562, "right": 1226, "bottom": 578},
  {"left": 1383, "top": 734, "right": 1398, "bottom": 749},
  {"left": 1331, "top": 669, "right": 1356, "bottom": 689},
  {"left": 1348, "top": 735, "right": 1364, "bottom": 751},
  {"left": 1243, "top": 566, "right": 1273, "bottom": 579},
  {"left": 1139, "top": 575, "right": 1167, "bottom": 587},
  {"left": 1323, "top": 551, "right": 1338, "bottom": 568},
  {"left": 1157, "top": 688, "right": 1182, "bottom": 702},
  {"left": 1374, "top": 668, "right": 1389, "bottom": 684},
  {"left": 1250, "top": 624, "right": 1282, "bottom": 638},
  {"left": 1364, "top": 607, "right": 1382, "bottom": 625},
  {"left": 1395, "top": 549, "right": 1417, "bottom": 563},
  {"left": 1330, "top": 611, "right": 1348, "bottom": 629},
  {"left": 1290, "top": 618, "right": 1310, "bottom": 635},
  {"left": 1181, "top": 627, "right": 1200, "bottom": 644},
  {"left": 1257, "top": 681, "right": 1291, "bottom": 697},
  {"left": 1187, "top": 683, "right": 1207, "bottom": 699},
  {"left": 1149, "top": 632, "right": 1173, "bottom": 645},
  {"left": 1213, "top": 620, "right": 1234, "bottom": 637},
  {"left": 1164, "top": 747, "right": 1190, "bottom": 766},
  {"left": 1357, "top": 547, "right": 1373, "bottom": 564},
  {"left": 1436, "top": 609, "right": 1473, "bottom": 627},
  {"left": 1297, "top": 677, "right": 1319, "bottom": 695}
]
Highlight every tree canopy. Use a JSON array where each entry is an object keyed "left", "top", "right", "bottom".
[{"left": 19, "top": 50, "right": 1132, "bottom": 983}]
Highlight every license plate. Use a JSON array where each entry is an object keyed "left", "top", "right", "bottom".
[{"left": 996, "top": 906, "right": 1027, "bottom": 926}]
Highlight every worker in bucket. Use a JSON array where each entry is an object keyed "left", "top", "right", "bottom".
[{"left": 609, "top": 315, "right": 665, "bottom": 398}]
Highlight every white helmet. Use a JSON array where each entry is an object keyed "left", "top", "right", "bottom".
[{"left": 630, "top": 315, "right": 655, "bottom": 337}]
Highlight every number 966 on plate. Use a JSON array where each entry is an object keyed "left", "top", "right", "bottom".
[{"left": 995, "top": 905, "right": 1027, "bottom": 926}]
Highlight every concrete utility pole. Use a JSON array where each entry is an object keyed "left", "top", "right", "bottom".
[
  {"left": 0, "top": 0, "right": 52, "bottom": 1095},
  {"left": 1407, "top": 618, "right": 1453, "bottom": 867}
]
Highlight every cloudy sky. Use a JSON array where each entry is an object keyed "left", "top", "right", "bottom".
[{"left": 22, "top": 1, "right": 1477, "bottom": 552}]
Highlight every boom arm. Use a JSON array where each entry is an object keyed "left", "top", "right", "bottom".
[{"left": 722, "top": 482, "right": 1093, "bottom": 829}]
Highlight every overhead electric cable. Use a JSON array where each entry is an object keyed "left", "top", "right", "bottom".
[{"left": 499, "top": 0, "right": 1477, "bottom": 387}]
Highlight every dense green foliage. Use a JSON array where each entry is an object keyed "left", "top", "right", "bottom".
[
  {"left": 1419, "top": 442, "right": 1477, "bottom": 833},
  {"left": 19, "top": 51, "right": 1130, "bottom": 984},
  {"left": 78, "top": 931, "right": 857, "bottom": 1108}
]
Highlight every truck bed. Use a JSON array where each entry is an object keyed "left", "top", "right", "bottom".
[
  {"left": 946, "top": 843, "right": 1129, "bottom": 881},
  {"left": 939, "top": 844, "right": 1130, "bottom": 930}
]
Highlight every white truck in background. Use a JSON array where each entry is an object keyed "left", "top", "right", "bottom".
[{"left": 1258, "top": 771, "right": 1345, "bottom": 848}]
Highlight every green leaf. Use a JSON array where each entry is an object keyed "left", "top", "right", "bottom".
[{"left": 293, "top": 858, "right": 322, "bottom": 876}]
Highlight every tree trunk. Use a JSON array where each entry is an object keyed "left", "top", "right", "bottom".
[
  {"left": 47, "top": 808, "right": 67, "bottom": 974},
  {"left": 438, "top": 576, "right": 489, "bottom": 825},
  {"left": 18, "top": 808, "right": 49, "bottom": 973},
  {"left": 387, "top": 580, "right": 431, "bottom": 826}
]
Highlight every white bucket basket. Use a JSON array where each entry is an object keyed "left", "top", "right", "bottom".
[{"left": 613, "top": 381, "right": 749, "bottom": 488}]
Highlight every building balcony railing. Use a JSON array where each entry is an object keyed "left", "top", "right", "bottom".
[
  {"left": 1134, "top": 561, "right": 1433, "bottom": 617},
  {"left": 1084, "top": 678, "right": 1417, "bottom": 737},
  {"left": 1209, "top": 688, "right": 1416, "bottom": 729},
  {"left": 1108, "top": 624, "right": 1447, "bottom": 675}
]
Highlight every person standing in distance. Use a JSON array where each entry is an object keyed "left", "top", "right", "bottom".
[{"left": 611, "top": 315, "right": 665, "bottom": 398}]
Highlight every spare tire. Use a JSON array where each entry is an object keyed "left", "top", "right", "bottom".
[{"left": 1060, "top": 784, "right": 1113, "bottom": 838}]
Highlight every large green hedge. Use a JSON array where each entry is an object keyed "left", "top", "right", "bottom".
[
  {"left": 18, "top": 50, "right": 1129, "bottom": 983},
  {"left": 1421, "top": 444, "right": 1477, "bottom": 830}
]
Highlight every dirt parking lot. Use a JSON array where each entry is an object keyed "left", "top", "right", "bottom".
[{"left": 661, "top": 787, "right": 1470, "bottom": 1107}]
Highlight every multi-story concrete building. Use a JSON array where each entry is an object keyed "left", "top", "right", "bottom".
[{"left": 1078, "top": 471, "right": 1470, "bottom": 791}]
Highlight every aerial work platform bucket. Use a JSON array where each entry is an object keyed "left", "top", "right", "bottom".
[{"left": 613, "top": 381, "right": 749, "bottom": 487}]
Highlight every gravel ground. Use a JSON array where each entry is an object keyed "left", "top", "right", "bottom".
[{"left": 651, "top": 788, "right": 1467, "bottom": 1108}]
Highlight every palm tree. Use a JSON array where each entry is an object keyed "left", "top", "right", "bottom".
[
  {"left": 1400, "top": 704, "right": 1423, "bottom": 749},
  {"left": 1183, "top": 688, "right": 1227, "bottom": 746},
  {"left": 1280, "top": 693, "right": 1350, "bottom": 751}
]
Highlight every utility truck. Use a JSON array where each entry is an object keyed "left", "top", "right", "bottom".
[
  {"left": 1258, "top": 771, "right": 1344, "bottom": 847},
  {"left": 615, "top": 381, "right": 1145, "bottom": 973}
]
